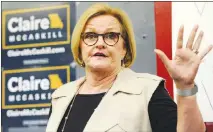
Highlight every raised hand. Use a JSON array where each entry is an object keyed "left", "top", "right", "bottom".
[{"left": 155, "top": 25, "right": 213, "bottom": 89}]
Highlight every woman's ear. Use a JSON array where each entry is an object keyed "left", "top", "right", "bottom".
[
  {"left": 78, "top": 48, "right": 83, "bottom": 61},
  {"left": 122, "top": 43, "right": 127, "bottom": 59},
  {"left": 122, "top": 51, "right": 126, "bottom": 60}
]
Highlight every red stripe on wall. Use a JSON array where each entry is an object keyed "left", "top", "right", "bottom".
[{"left": 154, "top": 2, "right": 173, "bottom": 97}]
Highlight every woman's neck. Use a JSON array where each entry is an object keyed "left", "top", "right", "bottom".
[{"left": 80, "top": 66, "right": 121, "bottom": 94}]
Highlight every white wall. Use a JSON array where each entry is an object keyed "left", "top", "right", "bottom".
[{"left": 172, "top": 2, "right": 213, "bottom": 122}]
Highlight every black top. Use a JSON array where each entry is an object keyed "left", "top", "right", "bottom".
[{"left": 49, "top": 81, "right": 178, "bottom": 132}]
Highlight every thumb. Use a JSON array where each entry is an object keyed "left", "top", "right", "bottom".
[{"left": 154, "top": 49, "right": 171, "bottom": 69}]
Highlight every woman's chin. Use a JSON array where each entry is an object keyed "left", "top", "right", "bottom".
[{"left": 88, "top": 63, "right": 110, "bottom": 70}]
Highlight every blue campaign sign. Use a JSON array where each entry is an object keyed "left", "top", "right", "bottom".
[
  {"left": 2, "top": 66, "right": 70, "bottom": 109},
  {"left": 1, "top": 65, "right": 71, "bottom": 132},
  {"left": 1, "top": 44, "right": 74, "bottom": 69},
  {"left": 2, "top": 4, "right": 70, "bottom": 49},
  {"left": 1, "top": 2, "right": 77, "bottom": 132},
  {"left": 1, "top": 3, "right": 76, "bottom": 69}
]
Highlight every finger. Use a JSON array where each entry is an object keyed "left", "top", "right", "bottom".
[
  {"left": 177, "top": 25, "right": 184, "bottom": 49},
  {"left": 154, "top": 49, "right": 171, "bottom": 69},
  {"left": 186, "top": 25, "right": 199, "bottom": 49},
  {"left": 193, "top": 31, "right": 204, "bottom": 51},
  {"left": 199, "top": 45, "right": 213, "bottom": 59}
]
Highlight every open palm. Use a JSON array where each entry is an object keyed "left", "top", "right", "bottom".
[{"left": 155, "top": 25, "right": 213, "bottom": 89}]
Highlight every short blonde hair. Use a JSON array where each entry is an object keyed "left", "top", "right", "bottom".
[{"left": 71, "top": 3, "right": 136, "bottom": 67}]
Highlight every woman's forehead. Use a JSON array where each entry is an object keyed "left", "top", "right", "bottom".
[{"left": 84, "top": 15, "right": 121, "bottom": 32}]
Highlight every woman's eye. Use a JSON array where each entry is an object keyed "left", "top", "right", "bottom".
[
  {"left": 106, "top": 33, "right": 116, "bottom": 39},
  {"left": 85, "top": 33, "right": 96, "bottom": 39}
]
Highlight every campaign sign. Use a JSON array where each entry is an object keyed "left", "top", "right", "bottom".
[
  {"left": 1, "top": 3, "right": 76, "bottom": 70},
  {"left": 1, "top": 44, "right": 75, "bottom": 70},
  {"left": 1, "top": 65, "right": 71, "bottom": 132},
  {"left": 2, "top": 65, "right": 70, "bottom": 109},
  {"left": 1, "top": 3, "right": 76, "bottom": 132},
  {"left": 2, "top": 4, "right": 70, "bottom": 49}
]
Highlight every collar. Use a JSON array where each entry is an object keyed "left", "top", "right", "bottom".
[{"left": 52, "top": 68, "right": 144, "bottom": 99}]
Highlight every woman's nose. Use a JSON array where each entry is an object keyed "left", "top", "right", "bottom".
[{"left": 95, "top": 36, "right": 106, "bottom": 49}]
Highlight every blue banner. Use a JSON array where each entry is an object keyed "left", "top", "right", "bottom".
[
  {"left": 2, "top": 66, "right": 70, "bottom": 109},
  {"left": 2, "top": 4, "right": 70, "bottom": 49},
  {"left": 2, "top": 3, "right": 76, "bottom": 70},
  {"left": 1, "top": 2, "right": 76, "bottom": 132},
  {"left": 1, "top": 66, "right": 71, "bottom": 131}
]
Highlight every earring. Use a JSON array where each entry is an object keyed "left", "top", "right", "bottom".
[
  {"left": 81, "top": 62, "right": 85, "bottom": 67},
  {"left": 121, "top": 59, "right": 125, "bottom": 67}
]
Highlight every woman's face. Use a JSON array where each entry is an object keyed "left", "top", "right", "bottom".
[{"left": 80, "top": 14, "right": 126, "bottom": 71}]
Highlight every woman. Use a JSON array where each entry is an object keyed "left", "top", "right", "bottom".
[{"left": 46, "top": 3, "right": 212, "bottom": 132}]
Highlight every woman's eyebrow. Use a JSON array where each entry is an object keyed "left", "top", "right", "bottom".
[
  {"left": 84, "top": 28, "right": 95, "bottom": 32},
  {"left": 84, "top": 27, "right": 120, "bottom": 33}
]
